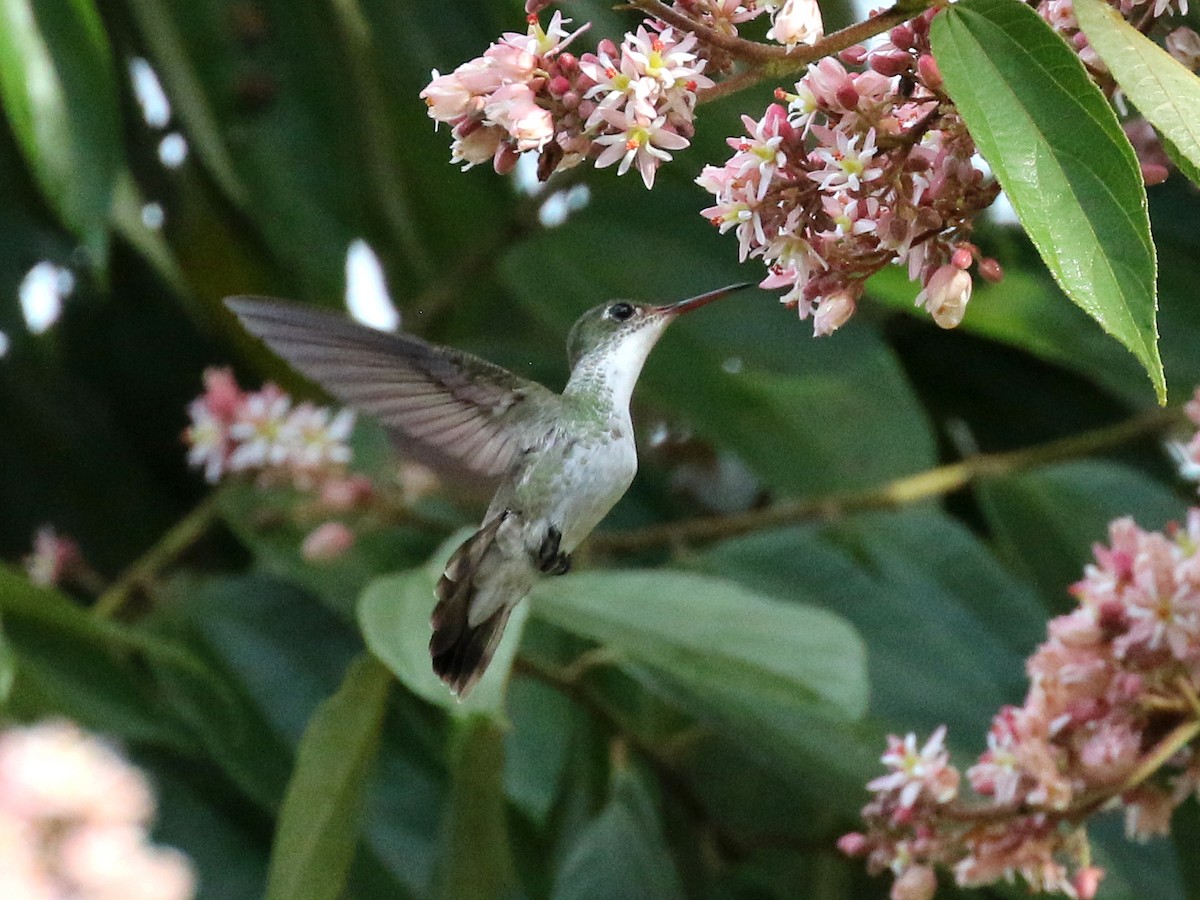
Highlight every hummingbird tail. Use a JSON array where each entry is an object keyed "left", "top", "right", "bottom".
[{"left": 430, "top": 515, "right": 522, "bottom": 698}]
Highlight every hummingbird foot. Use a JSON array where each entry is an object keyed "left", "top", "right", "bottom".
[{"left": 535, "top": 526, "right": 572, "bottom": 576}]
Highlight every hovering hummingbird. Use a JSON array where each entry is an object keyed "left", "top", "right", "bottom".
[{"left": 226, "top": 283, "right": 749, "bottom": 697}]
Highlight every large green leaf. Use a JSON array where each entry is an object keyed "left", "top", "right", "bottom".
[
  {"left": 358, "top": 535, "right": 530, "bottom": 720},
  {"left": 931, "top": 0, "right": 1163, "bottom": 401},
  {"left": 0, "top": 565, "right": 214, "bottom": 746},
  {"left": 265, "top": 653, "right": 392, "bottom": 900},
  {"left": 550, "top": 765, "right": 685, "bottom": 900},
  {"left": 1074, "top": 0, "right": 1200, "bottom": 184},
  {"left": 432, "top": 717, "right": 519, "bottom": 900},
  {"left": 0, "top": 0, "right": 121, "bottom": 264},
  {"left": 698, "top": 509, "right": 1046, "bottom": 738},
  {"left": 975, "top": 460, "right": 1186, "bottom": 607},
  {"left": 530, "top": 569, "right": 868, "bottom": 720}
]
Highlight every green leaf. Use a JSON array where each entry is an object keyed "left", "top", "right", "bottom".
[
  {"left": 698, "top": 509, "right": 1046, "bottom": 738},
  {"left": 0, "top": 0, "right": 121, "bottom": 264},
  {"left": 433, "top": 716, "right": 519, "bottom": 900},
  {"left": 358, "top": 536, "right": 529, "bottom": 720},
  {"left": 1074, "top": 0, "right": 1200, "bottom": 184},
  {"left": 0, "top": 565, "right": 214, "bottom": 746},
  {"left": 550, "top": 764, "right": 685, "bottom": 900},
  {"left": 265, "top": 653, "right": 392, "bottom": 900},
  {"left": 0, "top": 613, "right": 14, "bottom": 705},
  {"left": 975, "top": 460, "right": 1186, "bottom": 607},
  {"left": 530, "top": 569, "right": 868, "bottom": 721},
  {"left": 931, "top": 0, "right": 1163, "bottom": 401}
]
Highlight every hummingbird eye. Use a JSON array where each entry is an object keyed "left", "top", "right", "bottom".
[{"left": 607, "top": 302, "right": 635, "bottom": 322}]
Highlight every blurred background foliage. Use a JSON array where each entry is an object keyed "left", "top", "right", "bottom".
[{"left": 1, "top": 0, "right": 1200, "bottom": 897}]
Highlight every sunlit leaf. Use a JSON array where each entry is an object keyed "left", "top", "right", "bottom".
[
  {"left": 530, "top": 569, "right": 868, "bottom": 720},
  {"left": 0, "top": 0, "right": 121, "bottom": 265},
  {"left": 1074, "top": 0, "right": 1200, "bottom": 185},
  {"left": 358, "top": 535, "right": 529, "bottom": 720},
  {"left": 932, "top": 0, "right": 1163, "bottom": 401},
  {"left": 265, "top": 654, "right": 392, "bottom": 900}
]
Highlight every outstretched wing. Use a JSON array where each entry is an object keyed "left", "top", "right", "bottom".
[{"left": 226, "top": 297, "right": 559, "bottom": 477}]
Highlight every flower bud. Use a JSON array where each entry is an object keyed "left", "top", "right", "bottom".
[
  {"left": 836, "top": 832, "right": 869, "bottom": 856},
  {"left": 891, "top": 865, "right": 937, "bottom": 900},
  {"left": 890, "top": 24, "right": 915, "bottom": 50},
  {"left": 302, "top": 522, "right": 355, "bottom": 563},
  {"left": 493, "top": 142, "right": 522, "bottom": 175},
  {"left": 917, "top": 53, "right": 942, "bottom": 89},
  {"left": 840, "top": 44, "right": 868, "bottom": 65},
  {"left": 978, "top": 257, "right": 1003, "bottom": 282},
  {"left": 813, "top": 289, "right": 857, "bottom": 336},
  {"left": 1167, "top": 27, "right": 1200, "bottom": 69},
  {"left": 767, "top": 0, "right": 824, "bottom": 49},
  {"left": 869, "top": 51, "right": 912, "bottom": 77},
  {"left": 919, "top": 264, "right": 972, "bottom": 329},
  {"left": 835, "top": 84, "right": 860, "bottom": 109},
  {"left": 1074, "top": 867, "right": 1105, "bottom": 900},
  {"left": 1142, "top": 162, "right": 1170, "bottom": 186},
  {"left": 951, "top": 245, "right": 974, "bottom": 270}
]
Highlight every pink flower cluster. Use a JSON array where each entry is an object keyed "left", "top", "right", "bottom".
[
  {"left": 420, "top": 11, "right": 713, "bottom": 188},
  {"left": 0, "top": 720, "right": 195, "bottom": 900},
  {"left": 698, "top": 10, "right": 1001, "bottom": 335},
  {"left": 184, "top": 367, "right": 354, "bottom": 486},
  {"left": 843, "top": 511, "right": 1200, "bottom": 899}
]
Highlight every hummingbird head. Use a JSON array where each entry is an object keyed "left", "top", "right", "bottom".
[{"left": 565, "top": 283, "right": 752, "bottom": 369}]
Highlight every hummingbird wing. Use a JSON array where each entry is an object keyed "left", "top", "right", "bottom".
[{"left": 225, "top": 297, "right": 559, "bottom": 478}]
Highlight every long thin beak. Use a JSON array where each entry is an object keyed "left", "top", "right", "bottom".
[{"left": 654, "top": 282, "right": 753, "bottom": 316}]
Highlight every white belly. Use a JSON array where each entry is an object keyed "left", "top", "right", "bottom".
[{"left": 513, "top": 429, "right": 637, "bottom": 552}]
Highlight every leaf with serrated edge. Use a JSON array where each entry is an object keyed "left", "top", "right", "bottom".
[
  {"left": 1074, "top": 0, "right": 1200, "bottom": 184},
  {"left": 932, "top": 0, "right": 1163, "bottom": 401}
]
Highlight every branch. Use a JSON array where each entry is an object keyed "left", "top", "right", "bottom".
[
  {"left": 626, "top": 0, "right": 782, "bottom": 62},
  {"left": 93, "top": 492, "right": 222, "bottom": 619},
  {"left": 591, "top": 404, "right": 1186, "bottom": 552}
]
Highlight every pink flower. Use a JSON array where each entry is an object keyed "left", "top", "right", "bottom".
[
  {"left": 890, "top": 864, "right": 936, "bottom": 900},
  {"left": 228, "top": 384, "right": 292, "bottom": 470},
  {"left": 302, "top": 521, "right": 356, "bottom": 563},
  {"left": 867, "top": 726, "right": 960, "bottom": 809},
  {"left": 767, "top": 0, "right": 824, "bottom": 49},
  {"left": 812, "top": 287, "right": 858, "bottom": 336},
  {"left": 0, "top": 720, "right": 194, "bottom": 900},
  {"left": 593, "top": 110, "right": 690, "bottom": 188},
  {"left": 23, "top": 525, "right": 83, "bottom": 589},
  {"left": 1167, "top": 27, "right": 1200, "bottom": 69},
  {"left": 484, "top": 83, "right": 555, "bottom": 152},
  {"left": 916, "top": 264, "right": 972, "bottom": 329},
  {"left": 808, "top": 126, "right": 882, "bottom": 192}
]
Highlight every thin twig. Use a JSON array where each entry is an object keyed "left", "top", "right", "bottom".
[
  {"left": 626, "top": 0, "right": 784, "bottom": 62},
  {"left": 93, "top": 492, "right": 223, "bottom": 619},
  {"left": 591, "top": 404, "right": 1186, "bottom": 552}
]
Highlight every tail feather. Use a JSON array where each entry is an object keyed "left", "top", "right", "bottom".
[{"left": 430, "top": 517, "right": 517, "bottom": 698}]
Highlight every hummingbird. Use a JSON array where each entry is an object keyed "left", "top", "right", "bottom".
[{"left": 226, "top": 283, "right": 748, "bottom": 697}]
